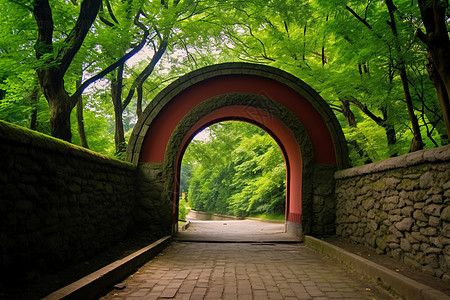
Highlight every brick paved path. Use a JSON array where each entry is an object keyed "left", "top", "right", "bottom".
[{"left": 100, "top": 242, "right": 393, "bottom": 300}]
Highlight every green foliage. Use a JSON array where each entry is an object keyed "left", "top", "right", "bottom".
[
  {"left": 204, "top": 0, "right": 446, "bottom": 164},
  {"left": 0, "top": 0, "right": 448, "bottom": 167},
  {"left": 183, "top": 121, "right": 286, "bottom": 218},
  {"left": 178, "top": 198, "right": 190, "bottom": 221}
]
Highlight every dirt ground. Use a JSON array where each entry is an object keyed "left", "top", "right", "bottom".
[{"left": 322, "top": 237, "right": 450, "bottom": 296}]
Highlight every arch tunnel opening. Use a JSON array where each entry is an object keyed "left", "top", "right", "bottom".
[
  {"left": 169, "top": 102, "right": 305, "bottom": 237},
  {"left": 128, "top": 62, "right": 349, "bottom": 239},
  {"left": 177, "top": 120, "right": 288, "bottom": 228}
]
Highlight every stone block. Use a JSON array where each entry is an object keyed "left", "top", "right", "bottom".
[
  {"left": 426, "top": 187, "right": 443, "bottom": 196},
  {"left": 441, "top": 206, "right": 450, "bottom": 222},
  {"left": 384, "top": 196, "right": 399, "bottom": 204},
  {"left": 398, "top": 179, "right": 418, "bottom": 191},
  {"left": 367, "top": 209, "right": 375, "bottom": 219},
  {"left": 390, "top": 248, "right": 403, "bottom": 260},
  {"left": 376, "top": 236, "right": 387, "bottom": 251},
  {"left": 423, "top": 204, "right": 442, "bottom": 217},
  {"left": 429, "top": 216, "right": 440, "bottom": 227},
  {"left": 416, "top": 220, "right": 428, "bottom": 228},
  {"left": 368, "top": 220, "right": 378, "bottom": 231},
  {"left": 385, "top": 177, "right": 401, "bottom": 189},
  {"left": 391, "top": 208, "right": 401, "bottom": 215},
  {"left": 389, "top": 215, "right": 402, "bottom": 222},
  {"left": 430, "top": 237, "right": 443, "bottom": 248},
  {"left": 395, "top": 218, "right": 414, "bottom": 231},
  {"left": 414, "top": 202, "right": 425, "bottom": 209},
  {"left": 388, "top": 242, "right": 400, "bottom": 249},
  {"left": 400, "top": 238, "right": 411, "bottom": 251},
  {"left": 372, "top": 180, "right": 386, "bottom": 192},
  {"left": 413, "top": 210, "right": 428, "bottom": 222},
  {"left": 442, "top": 224, "right": 450, "bottom": 238},
  {"left": 383, "top": 203, "right": 396, "bottom": 211},
  {"left": 425, "top": 254, "right": 440, "bottom": 268},
  {"left": 419, "top": 171, "right": 435, "bottom": 189},
  {"left": 443, "top": 178, "right": 450, "bottom": 190},
  {"left": 420, "top": 227, "right": 437, "bottom": 236},
  {"left": 401, "top": 206, "right": 414, "bottom": 217},
  {"left": 386, "top": 234, "right": 399, "bottom": 243},
  {"left": 411, "top": 232, "right": 427, "bottom": 243},
  {"left": 412, "top": 190, "right": 427, "bottom": 202}
]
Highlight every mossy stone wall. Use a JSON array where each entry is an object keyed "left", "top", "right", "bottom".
[
  {"left": 0, "top": 121, "right": 141, "bottom": 282},
  {"left": 335, "top": 145, "right": 450, "bottom": 280}
]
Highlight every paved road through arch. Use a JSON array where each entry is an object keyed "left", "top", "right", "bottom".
[{"left": 100, "top": 220, "right": 393, "bottom": 299}]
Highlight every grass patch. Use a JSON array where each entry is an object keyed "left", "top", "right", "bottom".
[{"left": 249, "top": 213, "right": 285, "bottom": 221}]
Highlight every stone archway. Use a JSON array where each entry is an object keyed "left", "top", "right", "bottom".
[{"left": 127, "top": 62, "right": 349, "bottom": 239}]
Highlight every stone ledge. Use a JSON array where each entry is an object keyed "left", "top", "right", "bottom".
[
  {"left": 335, "top": 145, "right": 450, "bottom": 179},
  {"left": 42, "top": 236, "right": 172, "bottom": 300},
  {"left": 0, "top": 120, "right": 135, "bottom": 170},
  {"left": 305, "top": 236, "right": 450, "bottom": 300}
]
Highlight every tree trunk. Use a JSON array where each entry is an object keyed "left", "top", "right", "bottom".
[
  {"left": 29, "top": 84, "right": 40, "bottom": 130},
  {"left": 425, "top": 54, "right": 450, "bottom": 143},
  {"left": 423, "top": 61, "right": 449, "bottom": 145},
  {"left": 112, "top": 64, "right": 126, "bottom": 155},
  {"left": 385, "top": 0, "right": 423, "bottom": 152},
  {"left": 347, "top": 98, "right": 398, "bottom": 155},
  {"left": 37, "top": 69, "right": 73, "bottom": 141},
  {"left": 136, "top": 84, "right": 143, "bottom": 118},
  {"left": 33, "top": 0, "right": 101, "bottom": 142},
  {"left": 75, "top": 73, "right": 89, "bottom": 148},
  {"left": 399, "top": 68, "right": 424, "bottom": 152},
  {"left": 416, "top": 0, "right": 450, "bottom": 143},
  {"left": 341, "top": 99, "right": 357, "bottom": 127},
  {"left": 340, "top": 99, "right": 373, "bottom": 164},
  {"left": 76, "top": 98, "right": 89, "bottom": 148}
]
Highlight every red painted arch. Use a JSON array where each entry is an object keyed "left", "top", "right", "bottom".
[
  {"left": 138, "top": 73, "right": 339, "bottom": 230},
  {"left": 139, "top": 75, "right": 336, "bottom": 165},
  {"left": 173, "top": 106, "right": 303, "bottom": 224}
]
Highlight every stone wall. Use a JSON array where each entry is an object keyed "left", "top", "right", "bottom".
[
  {"left": 311, "top": 164, "right": 337, "bottom": 236},
  {"left": 0, "top": 121, "right": 138, "bottom": 283},
  {"left": 335, "top": 145, "right": 450, "bottom": 280},
  {"left": 188, "top": 210, "right": 243, "bottom": 221},
  {"left": 136, "top": 162, "right": 172, "bottom": 233}
]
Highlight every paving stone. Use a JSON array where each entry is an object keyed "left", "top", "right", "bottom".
[{"left": 100, "top": 242, "right": 393, "bottom": 300}]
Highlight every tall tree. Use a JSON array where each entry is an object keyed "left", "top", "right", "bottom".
[
  {"left": 385, "top": 0, "right": 424, "bottom": 151},
  {"left": 33, "top": 0, "right": 101, "bottom": 141},
  {"left": 416, "top": 0, "right": 450, "bottom": 142}
]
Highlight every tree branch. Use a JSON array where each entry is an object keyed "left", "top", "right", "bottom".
[
  {"left": 104, "top": 0, "right": 119, "bottom": 24},
  {"left": 33, "top": 0, "right": 54, "bottom": 60},
  {"left": 99, "top": 15, "right": 115, "bottom": 27},
  {"left": 70, "top": 28, "right": 149, "bottom": 106},
  {"left": 57, "top": 0, "right": 101, "bottom": 75},
  {"left": 122, "top": 35, "right": 169, "bottom": 110},
  {"left": 347, "top": 97, "right": 385, "bottom": 125},
  {"left": 345, "top": 5, "right": 373, "bottom": 30}
]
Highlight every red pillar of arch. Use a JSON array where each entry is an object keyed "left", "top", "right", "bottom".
[{"left": 139, "top": 74, "right": 337, "bottom": 227}]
